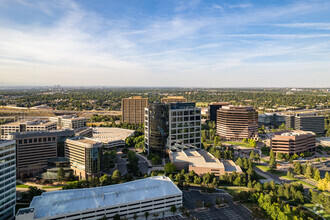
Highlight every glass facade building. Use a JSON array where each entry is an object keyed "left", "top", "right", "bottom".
[
  {"left": 145, "top": 102, "right": 202, "bottom": 157},
  {"left": 0, "top": 140, "right": 16, "bottom": 220}
]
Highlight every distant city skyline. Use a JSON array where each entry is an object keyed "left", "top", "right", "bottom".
[{"left": 1, "top": 0, "right": 330, "bottom": 87}]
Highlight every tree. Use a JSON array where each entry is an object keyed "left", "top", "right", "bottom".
[
  {"left": 57, "top": 167, "right": 65, "bottom": 182},
  {"left": 164, "top": 162, "right": 176, "bottom": 175},
  {"left": 100, "top": 174, "right": 111, "bottom": 186},
  {"left": 269, "top": 150, "right": 276, "bottom": 169},
  {"left": 68, "top": 171, "right": 75, "bottom": 181},
  {"left": 144, "top": 212, "right": 149, "bottom": 220},
  {"left": 305, "top": 165, "right": 313, "bottom": 179},
  {"left": 112, "top": 170, "right": 122, "bottom": 182},
  {"left": 170, "top": 205, "right": 177, "bottom": 215},
  {"left": 326, "top": 172, "right": 330, "bottom": 181},
  {"left": 294, "top": 162, "right": 302, "bottom": 174},
  {"left": 114, "top": 214, "right": 121, "bottom": 220},
  {"left": 250, "top": 151, "right": 255, "bottom": 161}
]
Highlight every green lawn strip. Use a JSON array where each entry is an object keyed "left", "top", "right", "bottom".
[
  {"left": 41, "top": 186, "right": 63, "bottom": 189},
  {"left": 16, "top": 183, "right": 30, "bottom": 188},
  {"left": 223, "top": 186, "right": 249, "bottom": 196},
  {"left": 260, "top": 158, "right": 269, "bottom": 163},
  {"left": 221, "top": 141, "right": 253, "bottom": 148},
  {"left": 255, "top": 165, "right": 270, "bottom": 172}
]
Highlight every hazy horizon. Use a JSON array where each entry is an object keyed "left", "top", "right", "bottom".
[{"left": 1, "top": 0, "right": 330, "bottom": 87}]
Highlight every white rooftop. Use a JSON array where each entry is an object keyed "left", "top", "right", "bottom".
[
  {"left": 29, "top": 176, "right": 181, "bottom": 219},
  {"left": 92, "top": 127, "right": 135, "bottom": 143},
  {"left": 171, "top": 149, "right": 225, "bottom": 169}
]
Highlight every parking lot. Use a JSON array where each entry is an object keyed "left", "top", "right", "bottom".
[{"left": 183, "top": 189, "right": 253, "bottom": 220}]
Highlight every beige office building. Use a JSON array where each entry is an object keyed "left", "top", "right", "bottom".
[
  {"left": 169, "top": 149, "right": 242, "bottom": 176},
  {"left": 49, "top": 115, "right": 87, "bottom": 129},
  {"left": 121, "top": 96, "right": 148, "bottom": 124},
  {"left": 65, "top": 137, "right": 103, "bottom": 180},
  {"left": 271, "top": 130, "right": 316, "bottom": 155},
  {"left": 0, "top": 120, "right": 57, "bottom": 139},
  {"left": 161, "top": 96, "right": 187, "bottom": 103},
  {"left": 217, "top": 106, "right": 258, "bottom": 140}
]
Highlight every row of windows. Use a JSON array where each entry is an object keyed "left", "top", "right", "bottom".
[
  {"left": 0, "top": 150, "right": 15, "bottom": 159},
  {"left": 0, "top": 172, "right": 15, "bottom": 183},
  {"left": 0, "top": 144, "right": 15, "bottom": 152},
  {"left": 0, "top": 183, "right": 15, "bottom": 196},
  {"left": 170, "top": 129, "right": 201, "bottom": 134},
  {"left": 0, "top": 160, "right": 15, "bottom": 171},
  {"left": 0, "top": 189, "right": 15, "bottom": 202},
  {"left": 18, "top": 137, "right": 56, "bottom": 144},
  {"left": 171, "top": 110, "right": 200, "bottom": 116},
  {"left": 0, "top": 166, "right": 15, "bottom": 176},
  {"left": 171, "top": 122, "right": 201, "bottom": 128}
]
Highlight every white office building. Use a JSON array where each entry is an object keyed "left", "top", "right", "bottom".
[
  {"left": 0, "top": 140, "right": 16, "bottom": 220},
  {"left": 49, "top": 115, "right": 87, "bottom": 130},
  {"left": 16, "top": 176, "right": 182, "bottom": 220}
]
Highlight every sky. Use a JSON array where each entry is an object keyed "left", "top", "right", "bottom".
[{"left": 0, "top": 0, "right": 330, "bottom": 88}]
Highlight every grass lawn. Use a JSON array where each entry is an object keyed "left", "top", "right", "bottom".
[
  {"left": 41, "top": 186, "right": 63, "bottom": 189},
  {"left": 221, "top": 141, "right": 253, "bottom": 148},
  {"left": 16, "top": 183, "right": 30, "bottom": 188},
  {"left": 255, "top": 165, "right": 270, "bottom": 172},
  {"left": 260, "top": 158, "right": 269, "bottom": 163},
  {"left": 223, "top": 186, "right": 249, "bottom": 197},
  {"left": 304, "top": 203, "right": 330, "bottom": 219}
]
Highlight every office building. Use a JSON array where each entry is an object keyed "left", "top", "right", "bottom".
[
  {"left": 285, "top": 113, "right": 324, "bottom": 135},
  {"left": 0, "top": 120, "right": 57, "bottom": 139},
  {"left": 209, "top": 102, "right": 229, "bottom": 123},
  {"left": 169, "top": 149, "right": 242, "bottom": 176},
  {"left": 74, "top": 127, "right": 93, "bottom": 138},
  {"left": 217, "top": 106, "right": 258, "bottom": 140},
  {"left": 122, "top": 96, "right": 148, "bottom": 124},
  {"left": 92, "top": 127, "right": 135, "bottom": 149},
  {"left": 144, "top": 103, "right": 170, "bottom": 156},
  {"left": 65, "top": 137, "right": 103, "bottom": 180},
  {"left": 271, "top": 130, "right": 316, "bottom": 155},
  {"left": 49, "top": 115, "right": 87, "bottom": 130},
  {"left": 258, "top": 113, "right": 286, "bottom": 127},
  {"left": 0, "top": 140, "right": 16, "bottom": 220},
  {"left": 161, "top": 96, "right": 187, "bottom": 103},
  {"left": 295, "top": 113, "right": 324, "bottom": 135},
  {"left": 16, "top": 176, "right": 182, "bottom": 220},
  {"left": 8, "top": 130, "right": 74, "bottom": 177},
  {"left": 145, "top": 102, "right": 201, "bottom": 156}
]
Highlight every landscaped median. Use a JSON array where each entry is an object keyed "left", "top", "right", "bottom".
[{"left": 255, "top": 164, "right": 318, "bottom": 189}]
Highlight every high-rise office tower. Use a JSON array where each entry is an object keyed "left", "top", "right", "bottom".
[
  {"left": 122, "top": 96, "right": 148, "bottom": 124},
  {"left": 0, "top": 140, "right": 16, "bottom": 219},
  {"left": 145, "top": 102, "right": 201, "bottom": 157},
  {"left": 217, "top": 106, "right": 258, "bottom": 140},
  {"left": 161, "top": 96, "right": 187, "bottom": 103},
  {"left": 209, "top": 102, "right": 229, "bottom": 123},
  {"left": 65, "top": 137, "right": 103, "bottom": 180}
]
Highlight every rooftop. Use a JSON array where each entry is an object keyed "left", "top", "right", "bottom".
[
  {"left": 280, "top": 130, "right": 315, "bottom": 137},
  {"left": 92, "top": 127, "right": 135, "bottom": 143},
  {"left": 1, "top": 119, "right": 56, "bottom": 127},
  {"left": 8, "top": 129, "right": 74, "bottom": 139},
  {"left": 66, "top": 137, "right": 102, "bottom": 147},
  {"left": 20, "top": 176, "right": 181, "bottom": 219},
  {"left": 171, "top": 149, "right": 224, "bottom": 169}
]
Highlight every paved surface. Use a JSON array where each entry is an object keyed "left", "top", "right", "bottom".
[{"left": 183, "top": 189, "right": 252, "bottom": 220}]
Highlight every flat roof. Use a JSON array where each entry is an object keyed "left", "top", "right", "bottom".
[
  {"left": 1, "top": 120, "right": 56, "bottom": 127},
  {"left": 27, "top": 176, "right": 181, "bottom": 219},
  {"left": 8, "top": 129, "right": 74, "bottom": 139},
  {"left": 66, "top": 137, "right": 102, "bottom": 147},
  {"left": 92, "top": 127, "right": 135, "bottom": 143},
  {"left": 171, "top": 149, "right": 224, "bottom": 169}
]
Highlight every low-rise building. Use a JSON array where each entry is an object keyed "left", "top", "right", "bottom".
[
  {"left": 74, "top": 127, "right": 93, "bottom": 138},
  {"left": 169, "top": 149, "right": 242, "bottom": 176},
  {"left": 8, "top": 130, "right": 74, "bottom": 177},
  {"left": 285, "top": 113, "right": 325, "bottom": 135},
  {"left": 0, "top": 140, "right": 16, "bottom": 220},
  {"left": 0, "top": 120, "right": 57, "bottom": 139},
  {"left": 65, "top": 137, "right": 103, "bottom": 179},
  {"left": 49, "top": 115, "right": 87, "bottom": 130},
  {"left": 16, "top": 176, "right": 182, "bottom": 220},
  {"left": 271, "top": 130, "right": 316, "bottom": 155}
]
